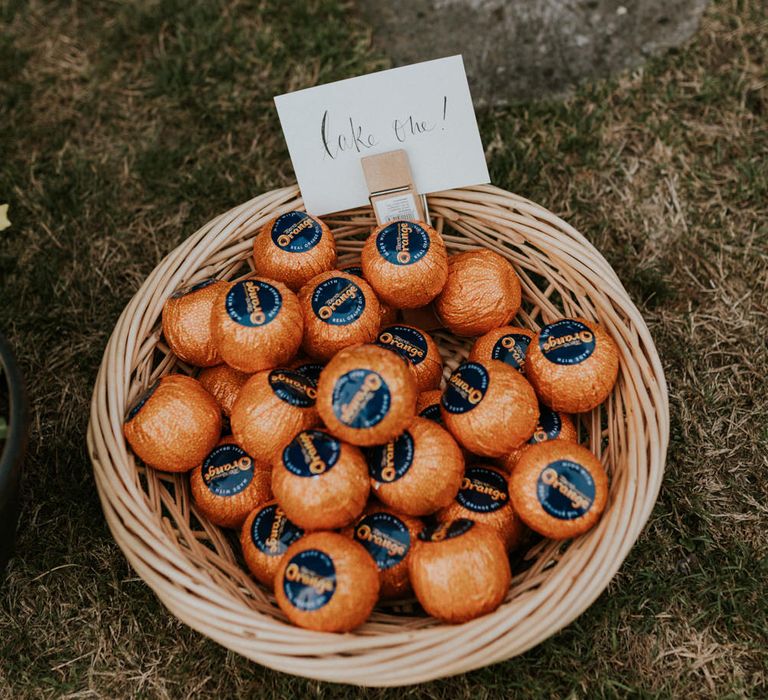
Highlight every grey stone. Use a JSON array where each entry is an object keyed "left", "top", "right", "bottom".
[{"left": 357, "top": 0, "right": 709, "bottom": 104}]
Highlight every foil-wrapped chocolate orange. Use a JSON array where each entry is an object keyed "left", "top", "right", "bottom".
[
  {"left": 231, "top": 368, "right": 319, "bottom": 466},
  {"left": 509, "top": 441, "right": 608, "bottom": 540},
  {"left": 271, "top": 429, "right": 369, "bottom": 530},
  {"left": 240, "top": 500, "right": 304, "bottom": 589},
  {"left": 435, "top": 250, "right": 521, "bottom": 336},
  {"left": 367, "top": 416, "right": 464, "bottom": 517},
  {"left": 468, "top": 325, "right": 535, "bottom": 373},
  {"left": 408, "top": 519, "right": 511, "bottom": 623},
  {"left": 211, "top": 277, "right": 303, "bottom": 373},
  {"left": 123, "top": 374, "right": 221, "bottom": 472},
  {"left": 316, "top": 344, "right": 417, "bottom": 447},
  {"left": 525, "top": 317, "right": 620, "bottom": 413},
  {"left": 298, "top": 270, "right": 381, "bottom": 361},
  {"left": 275, "top": 532, "right": 380, "bottom": 632},
  {"left": 253, "top": 211, "right": 336, "bottom": 291},
  {"left": 361, "top": 220, "right": 448, "bottom": 309},
  {"left": 375, "top": 323, "right": 443, "bottom": 392},
  {"left": 441, "top": 360, "right": 538, "bottom": 458},
  {"left": 162, "top": 279, "right": 227, "bottom": 367},
  {"left": 436, "top": 464, "right": 525, "bottom": 550},
  {"left": 197, "top": 363, "right": 250, "bottom": 416},
  {"left": 343, "top": 504, "right": 422, "bottom": 599},
  {"left": 189, "top": 436, "right": 272, "bottom": 529}
]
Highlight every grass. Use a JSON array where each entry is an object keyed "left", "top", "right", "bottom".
[{"left": 1, "top": 0, "right": 767, "bottom": 696}]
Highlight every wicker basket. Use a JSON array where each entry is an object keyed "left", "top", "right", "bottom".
[{"left": 87, "top": 184, "right": 668, "bottom": 687}]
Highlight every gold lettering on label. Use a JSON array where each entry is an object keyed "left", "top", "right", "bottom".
[
  {"left": 541, "top": 466, "right": 592, "bottom": 511},
  {"left": 244, "top": 281, "right": 267, "bottom": 325},
  {"left": 318, "top": 284, "right": 357, "bottom": 320},
  {"left": 378, "top": 331, "right": 425, "bottom": 359},
  {"left": 276, "top": 217, "right": 313, "bottom": 247},
  {"left": 395, "top": 222, "right": 413, "bottom": 264},
  {"left": 298, "top": 432, "right": 327, "bottom": 474},
  {"left": 461, "top": 475, "right": 507, "bottom": 502},
  {"left": 449, "top": 373, "right": 484, "bottom": 405},
  {"left": 264, "top": 507, "right": 287, "bottom": 554},
  {"left": 542, "top": 330, "right": 593, "bottom": 354},
  {"left": 340, "top": 373, "right": 384, "bottom": 424},
  {"left": 284, "top": 562, "right": 334, "bottom": 594},
  {"left": 356, "top": 523, "right": 407, "bottom": 558},
  {"left": 204, "top": 454, "right": 252, "bottom": 483},
  {"left": 272, "top": 372, "right": 316, "bottom": 400}
]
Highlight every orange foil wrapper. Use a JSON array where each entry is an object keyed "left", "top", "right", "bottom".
[
  {"left": 298, "top": 270, "right": 381, "bottom": 361},
  {"left": 367, "top": 416, "right": 464, "bottom": 517},
  {"left": 316, "top": 344, "right": 417, "bottom": 447},
  {"left": 271, "top": 429, "right": 369, "bottom": 530},
  {"left": 189, "top": 436, "right": 272, "bottom": 529},
  {"left": 211, "top": 277, "right": 303, "bottom": 373},
  {"left": 436, "top": 464, "right": 525, "bottom": 550},
  {"left": 509, "top": 441, "right": 608, "bottom": 540},
  {"left": 525, "top": 317, "right": 620, "bottom": 413},
  {"left": 240, "top": 499, "right": 304, "bottom": 589},
  {"left": 162, "top": 279, "right": 227, "bottom": 367},
  {"left": 499, "top": 404, "right": 578, "bottom": 473},
  {"left": 342, "top": 504, "right": 423, "bottom": 599},
  {"left": 441, "top": 360, "right": 538, "bottom": 457},
  {"left": 123, "top": 374, "right": 221, "bottom": 473},
  {"left": 274, "top": 532, "right": 380, "bottom": 632},
  {"left": 375, "top": 323, "right": 443, "bottom": 392},
  {"left": 231, "top": 368, "right": 320, "bottom": 466},
  {"left": 435, "top": 249, "right": 521, "bottom": 337},
  {"left": 253, "top": 211, "right": 337, "bottom": 291},
  {"left": 409, "top": 519, "right": 511, "bottom": 623},
  {"left": 197, "top": 364, "right": 250, "bottom": 416},
  {"left": 361, "top": 220, "right": 448, "bottom": 310}
]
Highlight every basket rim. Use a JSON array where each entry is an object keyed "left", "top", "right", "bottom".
[{"left": 87, "top": 183, "right": 669, "bottom": 686}]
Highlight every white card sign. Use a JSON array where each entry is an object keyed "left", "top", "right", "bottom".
[{"left": 274, "top": 56, "right": 489, "bottom": 216}]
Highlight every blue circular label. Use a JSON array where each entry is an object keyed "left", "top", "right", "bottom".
[
  {"left": 282, "top": 430, "right": 341, "bottom": 477},
  {"left": 367, "top": 431, "right": 414, "bottom": 483},
  {"left": 491, "top": 332, "right": 531, "bottom": 371},
  {"left": 457, "top": 466, "right": 509, "bottom": 513},
  {"left": 537, "top": 459, "right": 596, "bottom": 520},
  {"left": 340, "top": 265, "right": 363, "bottom": 278},
  {"left": 127, "top": 381, "right": 158, "bottom": 421},
  {"left": 376, "top": 325, "right": 429, "bottom": 366},
  {"left": 283, "top": 549, "right": 336, "bottom": 612},
  {"left": 268, "top": 369, "right": 317, "bottom": 407},
  {"left": 171, "top": 278, "right": 217, "bottom": 299},
  {"left": 354, "top": 512, "right": 410, "bottom": 571},
  {"left": 529, "top": 404, "right": 563, "bottom": 444},
  {"left": 293, "top": 361, "right": 324, "bottom": 384},
  {"left": 442, "top": 362, "right": 488, "bottom": 414},
  {"left": 332, "top": 369, "right": 391, "bottom": 429},
  {"left": 375, "top": 221, "right": 430, "bottom": 266},
  {"left": 251, "top": 503, "right": 303, "bottom": 557},
  {"left": 418, "top": 402, "right": 443, "bottom": 424},
  {"left": 270, "top": 211, "right": 322, "bottom": 252},
  {"left": 202, "top": 443, "right": 254, "bottom": 497},
  {"left": 418, "top": 518, "right": 474, "bottom": 542},
  {"left": 310, "top": 276, "right": 366, "bottom": 326},
  {"left": 225, "top": 279, "right": 282, "bottom": 327},
  {"left": 539, "top": 320, "right": 596, "bottom": 365}
]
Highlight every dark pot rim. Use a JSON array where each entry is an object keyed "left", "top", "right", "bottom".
[{"left": 0, "top": 331, "right": 27, "bottom": 504}]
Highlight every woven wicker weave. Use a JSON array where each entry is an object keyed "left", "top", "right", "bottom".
[{"left": 87, "top": 184, "right": 668, "bottom": 687}]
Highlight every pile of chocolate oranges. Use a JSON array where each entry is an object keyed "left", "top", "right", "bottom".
[{"left": 124, "top": 213, "right": 620, "bottom": 632}]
